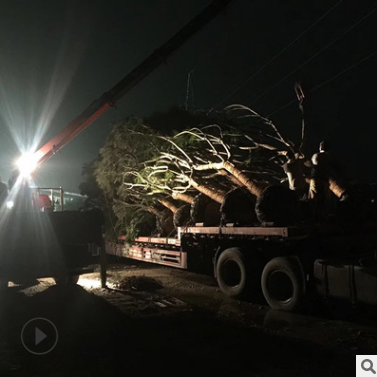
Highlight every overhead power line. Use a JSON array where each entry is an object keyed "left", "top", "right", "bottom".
[
  {"left": 248, "top": 3, "right": 377, "bottom": 107},
  {"left": 189, "top": 17, "right": 245, "bottom": 75},
  {"left": 310, "top": 48, "right": 377, "bottom": 92},
  {"left": 184, "top": 2, "right": 259, "bottom": 110},
  {"left": 212, "top": 0, "right": 344, "bottom": 109},
  {"left": 267, "top": 47, "right": 377, "bottom": 118},
  {"left": 184, "top": 18, "right": 241, "bottom": 110}
]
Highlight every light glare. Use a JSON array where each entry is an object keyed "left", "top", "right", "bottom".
[{"left": 16, "top": 152, "right": 38, "bottom": 178}]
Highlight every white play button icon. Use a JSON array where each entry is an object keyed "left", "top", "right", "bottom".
[
  {"left": 21, "top": 318, "right": 58, "bottom": 355},
  {"left": 35, "top": 327, "right": 47, "bottom": 345}
]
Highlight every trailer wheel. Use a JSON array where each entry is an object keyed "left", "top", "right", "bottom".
[
  {"left": 261, "top": 257, "right": 305, "bottom": 311},
  {"left": 216, "top": 248, "right": 261, "bottom": 299},
  {"left": 53, "top": 275, "right": 80, "bottom": 285}
]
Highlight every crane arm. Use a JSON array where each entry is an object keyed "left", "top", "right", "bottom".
[{"left": 34, "top": 0, "right": 235, "bottom": 169}]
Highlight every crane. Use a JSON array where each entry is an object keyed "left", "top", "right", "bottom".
[
  {"left": 0, "top": 0, "right": 237, "bottom": 288},
  {"left": 16, "top": 0, "right": 235, "bottom": 178}
]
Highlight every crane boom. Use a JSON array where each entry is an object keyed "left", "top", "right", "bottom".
[{"left": 35, "top": 0, "right": 235, "bottom": 168}]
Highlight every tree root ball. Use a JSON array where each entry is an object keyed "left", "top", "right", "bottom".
[
  {"left": 255, "top": 185, "right": 300, "bottom": 226},
  {"left": 156, "top": 209, "right": 175, "bottom": 236},
  {"left": 221, "top": 187, "right": 257, "bottom": 226},
  {"left": 173, "top": 204, "right": 191, "bottom": 228},
  {"left": 191, "top": 194, "right": 220, "bottom": 226}
]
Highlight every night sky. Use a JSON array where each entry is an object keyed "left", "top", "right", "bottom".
[{"left": 0, "top": 0, "right": 376, "bottom": 192}]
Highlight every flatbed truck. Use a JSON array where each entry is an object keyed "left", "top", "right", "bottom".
[{"left": 108, "top": 222, "right": 377, "bottom": 311}]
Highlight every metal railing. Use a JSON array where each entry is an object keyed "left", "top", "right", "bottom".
[{"left": 33, "top": 187, "right": 64, "bottom": 211}]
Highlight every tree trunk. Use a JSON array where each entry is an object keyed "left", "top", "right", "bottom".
[
  {"left": 171, "top": 192, "right": 194, "bottom": 204},
  {"left": 193, "top": 161, "right": 268, "bottom": 197},
  {"left": 218, "top": 169, "right": 244, "bottom": 187},
  {"left": 222, "top": 161, "right": 268, "bottom": 197},
  {"left": 158, "top": 199, "right": 179, "bottom": 213},
  {"left": 147, "top": 206, "right": 163, "bottom": 218},
  {"left": 329, "top": 178, "right": 346, "bottom": 198},
  {"left": 188, "top": 178, "right": 225, "bottom": 204}
]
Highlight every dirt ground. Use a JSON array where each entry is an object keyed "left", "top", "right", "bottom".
[{"left": 0, "top": 259, "right": 376, "bottom": 376}]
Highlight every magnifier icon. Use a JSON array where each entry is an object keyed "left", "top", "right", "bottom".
[{"left": 362, "top": 359, "right": 376, "bottom": 374}]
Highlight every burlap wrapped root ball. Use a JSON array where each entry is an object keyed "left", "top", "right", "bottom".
[
  {"left": 255, "top": 185, "right": 300, "bottom": 226},
  {"left": 190, "top": 193, "right": 221, "bottom": 226},
  {"left": 220, "top": 187, "right": 257, "bottom": 226}
]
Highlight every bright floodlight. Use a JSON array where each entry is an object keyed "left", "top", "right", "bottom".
[{"left": 16, "top": 152, "right": 38, "bottom": 178}]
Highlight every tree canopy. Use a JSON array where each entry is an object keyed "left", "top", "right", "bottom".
[{"left": 94, "top": 105, "right": 307, "bottom": 240}]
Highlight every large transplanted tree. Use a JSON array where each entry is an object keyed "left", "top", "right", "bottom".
[
  {"left": 91, "top": 97, "right": 377, "bottom": 242},
  {"left": 97, "top": 104, "right": 349, "bottom": 239}
]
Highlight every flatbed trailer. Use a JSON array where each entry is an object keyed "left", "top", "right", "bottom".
[{"left": 110, "top": 223, "right": 377, "bottom": 311}]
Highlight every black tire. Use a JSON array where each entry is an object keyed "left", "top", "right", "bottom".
[
  {"left": 53, "top": 274, "right": 80, "bottom": 285},
  {"left": 261, "top": 257, "right": 305, "bottom": 311},
  {"left": 216, "top": 248, "right": 261, "bottom": 300}
]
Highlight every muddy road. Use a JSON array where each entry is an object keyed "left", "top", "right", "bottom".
[{"left": 0, "top": 261, "right": 376, "bottom": 376}]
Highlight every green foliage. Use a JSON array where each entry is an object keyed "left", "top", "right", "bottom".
[
  {"left": 112, "top": 199, "right": 155, "bottom": 241},
  {"left": 79, "top": 160, "right": 103, "bottom": 199},
  {"left": 96, "top": 117, "right": 161, "bottom": 192},
  {"left": 95, "top": 115, "right": 170, "bottom": 239}
]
